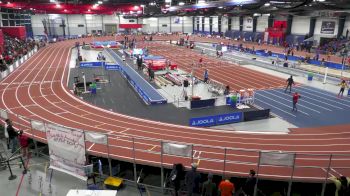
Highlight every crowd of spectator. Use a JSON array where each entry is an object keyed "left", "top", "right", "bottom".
[{"left": 0, "top": 35, "right": 43, "bottom": 72}]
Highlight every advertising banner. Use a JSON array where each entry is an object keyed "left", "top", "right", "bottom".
[
  {"left": 260, "top": 151, "right": 295, "bottom": 167},
  {"left": 46, "top": 124, "right": 86, "bottom": 180},
  {"left": 189, "top": 115, "right": 216, "bottom": 127},
  {"left": 79, "top": 61, "right": 105, "bottom": 68},
  {"left": 216, "top": 112, "right": 243, "bottom": 125},
  {"left": 321, "top": 21, "right": 336, "bottom": 34},
  {"left": 162, "top": 142, "right": 192, "bottom": 157}
]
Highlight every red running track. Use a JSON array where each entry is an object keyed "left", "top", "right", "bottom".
[{"left": 1, "top": 36, "right": 350, "bottom": 182}]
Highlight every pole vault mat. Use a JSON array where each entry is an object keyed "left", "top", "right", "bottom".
[
  {"left": 254, "top": 85, "right": 350, "bottom": 128},
  {"left": 104, "top": 176, "right": 123, "bottom": 190}
]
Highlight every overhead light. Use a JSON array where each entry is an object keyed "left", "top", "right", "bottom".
[
  {"left": 179, "top": 2, "right": 184, "bottom": 6},
  {"left": 264, "top": 2, "right": 270, "bottom": 6}
]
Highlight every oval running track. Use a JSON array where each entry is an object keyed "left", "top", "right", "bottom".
[{"left": 0, "top": 36, "right": 349, "bottom": 182}]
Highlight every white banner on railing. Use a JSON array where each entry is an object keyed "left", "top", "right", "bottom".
[
  {"left": 9, "top": 65, "right": 14, "bottom": 72},
  {"left": 31, "top": 120, "right": 46, "bottom": 132},
  {"left": 0, "top": 109, "right": 8, "bottom": 119},
  {"left": 1, "top": 70, "right": 8, "bottom": 78},
  {"left": 46, "top": 124, "right": 86, "bottom": 180},
  {"left": 162, "top": 142, "right": 192, "bottom": 157},
  {"left": 85, "top": 132, "right": 107, "bottom": 145},
  {"left": 15, "top": 60, "right": 19, "bottom": 68},
  {"left": 260, "top": 151, "right": 295, "bottom": 167},
  {"left": 20, "top": 58, "right": 23, "bottom": 64}
]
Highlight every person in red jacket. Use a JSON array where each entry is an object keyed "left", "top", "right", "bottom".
[
  {"left": 18, "top": 130, "right": 29, "bottom": 159},
  {"left": 292, "top": 92, "right": 301, "bottom": 112}
]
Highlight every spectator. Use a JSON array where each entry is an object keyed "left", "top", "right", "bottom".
[
  {"left": 6, "top": 119, "right": 18, "bottom": 153},
  {"left": 219, "top": 177, "right": 235, "bottom": 196},
  {"left": 185, "top": 163, "right": 201, "bottom": 196},
  {"left": 18, "top": 130, "right": 29, "bottom": 159},
  {"left": 202, "top": 173, "right": 217, "bottom": 196},
  {"left": 329, "top": 176, "right": 350, "bottom": 196},
  {"left": 242, "top": 170, "right": 257, "bottom": 196}
]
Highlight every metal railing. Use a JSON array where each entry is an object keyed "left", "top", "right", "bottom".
[{"left": 0, "top": 108, "right": 349, "bottom": 196}]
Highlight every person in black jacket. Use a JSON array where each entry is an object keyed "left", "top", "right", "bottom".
[
  {"left": 242, "top": 170, "right": 257, "bottom": 196},
  {"left": 6, "top": 119, "right": 18, "bottom": 153},
  {"left": 284, "top": 75, "right": 295, "bottom": 93}
]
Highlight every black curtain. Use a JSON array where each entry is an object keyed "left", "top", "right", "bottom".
[
  {"left": 202, "top": 17, "right": 205, "bottom": 32},
  {"left": 209, "top": 17, "right": 213, "bottom": 34},
  {"left": 253, "top": 16, "right": 257, "bottom": 32},
  {"left": 286, "top": 15, "right": 293, "bottom": 35},
  {"left": 228, "top": 17, "right": 232, "bottom": 31},
  {"left": 338, "top": 16, "right": 346, "bottom": 38},
  {"left": 309, "top": 17, "right": 316, "bottom": 37},
  {"left": 268, "top": 15, "right": 274, "bottom": 28},
  {"left": 239, "top": 16, "right": 243, "bottom": 31}
]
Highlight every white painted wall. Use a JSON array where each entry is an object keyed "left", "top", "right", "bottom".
[
  {"left": 204, "top": 17, "right": 210, "bottom": 32},
  {"left": 314, "top": 17, "right": 338, "bottom": 42},
  {"left": 212, "top": 16, "right": 218, "bottom": 33},
  {"left": 142, "top": 16, "right": 193, "bottom": 33},
  {"left": 243, "top": 16, "right": 253, "bottom": 32},
  {"left": 232, "top": 17, "right": 240, "bottom": 31},
  {"left": 31, "top": 14, "right": 120, "bottom": 36},
  {"left": 222, "top": 16, "right": 228, "bottom": 33},
  {"left": 291, "top": 16, "right": 310, "bottom": 35},
  {"left": 256, "top": 15, "right": 268, "bottom": 32}
]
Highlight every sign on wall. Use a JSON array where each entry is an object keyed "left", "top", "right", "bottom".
[
  {"left": 245, "top": 17, "right": 253, "bottom": 29},
  {"left": 321, "top": 21, "right": 336, "bottom": 34}
]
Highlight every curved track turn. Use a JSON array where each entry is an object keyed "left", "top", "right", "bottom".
[{"left": 1, "top": 36, "right": 349, "bottom": 182}]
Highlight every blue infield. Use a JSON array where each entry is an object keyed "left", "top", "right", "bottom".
[{"left": 254, "top": 86, "right": 350, "bottom": 128}]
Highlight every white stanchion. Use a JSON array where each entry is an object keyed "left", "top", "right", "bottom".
[
  {"left": 323, "top": 67, "right": 328, "bottom": 84},
  {"left": 20, "top": 58, "right": 23, "bottom": 64},
  {"left": 15, "top": 60, "right": 19, "bottom": 68}
]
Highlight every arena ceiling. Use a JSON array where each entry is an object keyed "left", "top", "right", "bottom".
[{"left": 1, "top": 0, "right": 350, "bottom": 16}]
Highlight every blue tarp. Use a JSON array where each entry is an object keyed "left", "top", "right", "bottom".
[{"left": 105, "top": 49, "right": 167, "bottom": 105}]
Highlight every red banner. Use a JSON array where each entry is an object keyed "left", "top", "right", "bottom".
[
  {"left": 119, "top": 24, "right": 142, "bottom": 29},
  {"left": 1, "top": 26, "right": 26, "bottom": 40},
  {"left": 273, "top": 20, "right": 287, "bottom": 29}
]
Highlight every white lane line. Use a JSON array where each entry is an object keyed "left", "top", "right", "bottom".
[
  {"left": 95, "top": 123, "right": 106, "bottom": 128},
  {"left": 296, "top": 88, "right": 350, "bottom": 108},
  {"left": 88, "top": 143, "right": 95, "bottom": 151},
  {"left": 255, "top": 98, "right": 296, "bottom": 117},
  {"left": 299, "top": 86, "right": 350, "bottom": 104},
  {"left": 256, "top": 93, "right": 310, "bottom": 116},
  {"left": 258, "top": 90, "right": 321, "bottom": 114},
  {"left": 9, "top": 104, "right": 37, "bottom": 110},
  {"left": 292, "top": 89, "right": 344, "bottom": 109},
  {"left": 55, "top": 111, "right": 69, "bottom": 115},
  {"left": 322, "top": 168, "right": 335, "bottom": 177},
  {"left": 120, "top": 128, "right": 130, "bottom": 134},
  {"left": 331, "top": 168, "right": 343, "bottom": 177},
  {"left": 271, "top": 89, "right": 333, "bottom": 111}
]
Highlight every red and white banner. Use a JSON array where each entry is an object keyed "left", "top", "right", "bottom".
[{"left": 46, "top": 124, "right": 86, "bottom": 180}]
